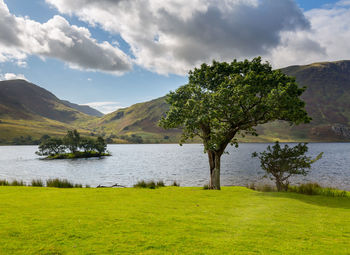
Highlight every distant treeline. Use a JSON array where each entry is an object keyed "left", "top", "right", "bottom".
[
  {"left": 11, "top": 135, "right": 45, "bottom": 145},
  {"left": 1, "top": 133, "right": 171, "bottom": 145}
]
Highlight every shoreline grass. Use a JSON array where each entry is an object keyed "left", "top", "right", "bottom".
[
  {"left": 0, "top": 186, "right": 349, "bottom": 254},
  {"left": 288, "top": 182, "right": 350, "bottom": 197},
  {"left": 0, "top": 178, "right": 84, "bottom": 188},
  {"left": 246, "top": 182, "right": 350, "bottom": 198}
]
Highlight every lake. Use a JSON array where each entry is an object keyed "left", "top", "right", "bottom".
[{"left": 0, "top": 143, "right": 349, "bottom": 189}]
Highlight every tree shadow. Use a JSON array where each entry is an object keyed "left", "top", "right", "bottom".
[{"left": 256, "top": 191, "right": 350, "bottom": 210}]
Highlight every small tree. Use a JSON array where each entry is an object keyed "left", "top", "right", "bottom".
[
  {"left": 159, "top": 57, "right": 310, "bottom": 189},
  {"left": 94, "top": 136, "right": 107, "bottom": 154},
  {"left": 80, "top": 138, "right": 95, "bottom": 152},
  {"left": 252, "top": 142, "right": 323, "bottom": 191},
  {"left": 63, "top": 130, "right": 81, "bottom": 153},
  {"left": 36, "top": 138, "right": 65, "bottom": 156}
]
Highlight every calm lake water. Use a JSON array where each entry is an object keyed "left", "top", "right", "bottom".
[{"left": 0, "top": 143, "right": 349, "bottom": 189}]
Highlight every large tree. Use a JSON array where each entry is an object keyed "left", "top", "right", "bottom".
[{"left": 159, "top": 57, "right": 311, "bottom": 190}]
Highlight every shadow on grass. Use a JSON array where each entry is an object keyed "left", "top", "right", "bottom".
[{"left": 256, "top": 191, "right": 350, "bottom": 210}]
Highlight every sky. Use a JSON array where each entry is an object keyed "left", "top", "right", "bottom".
[{"left": 0, "top": 0, "right": 349, "bottom": 113}]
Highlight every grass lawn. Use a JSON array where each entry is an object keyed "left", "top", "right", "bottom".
[{"left": 0, "top": 186, "right": 349, "bottom": 254}]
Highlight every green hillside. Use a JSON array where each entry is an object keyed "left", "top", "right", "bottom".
[
  {"left": 94, "top": 60, "right": 350, "bottom": 143},
  {"left": 0, "top": 80, "right": 97, "bottom": 143},
  {"left": 1, "top": 60, "right": 350, "bottom": 144},
  {"left": 83, "top": 97, "right": 182, "bottom": 143}
]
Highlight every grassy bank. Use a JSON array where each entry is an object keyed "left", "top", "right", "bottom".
[{"left": 0, "top": 187, "right": 349, "bottom": 254}]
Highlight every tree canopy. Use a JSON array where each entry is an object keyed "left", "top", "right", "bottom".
[
  {"left": 159, "top": 57, "right": 311, "bottom": 189},
  {"left": 36, "top": 130, "right": 108, "bottom": 158},
  {"left": 252, "top": 142, "right": 323, "bottom": 191}
]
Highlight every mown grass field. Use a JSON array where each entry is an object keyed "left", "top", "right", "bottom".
[{"left": 0, "top": 186, "right": 349, "bottom": 254}]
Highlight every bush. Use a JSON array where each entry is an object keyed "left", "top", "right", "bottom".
[
  {"left": 252, "top": 142, "right": 323, "bottom": 191},
  {"left": 147, "top": 181, "right": 157, "bottom": 189},
  {"left": 172, "top": 181, "right": 180, "bottom": 187},
  {"left": 0, "top": 179, "right": 9, "bottom": 186},
  {"left": 288, "top": 183, "right": 349, "bottom": 197},
  {"left": 10, "top": 180, "right": 26, "bottom": 186},
  {"left": 134, "top": 180, "right": 165, "bottom": 189},
  {"left": 134, "top": 180, "right": 147, "bottom": 188},
  {"left": 31, "top": 179, "right": 44, "bottom": 187},
  {"left": 156, "top": 181, "right": 165, "bottom": 187},
  {"left": 46, "top": 178, "right": 75, "bottom": 188},
  {"left": 247, "top": 183, "right": 276, "bottom": 192},
  {"left": 203, "top": 184, "right": 209, "bottom": 190}
]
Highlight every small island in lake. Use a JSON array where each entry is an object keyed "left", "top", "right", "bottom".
[{"left": 36, "top": 130, "right": 110, "bottom": 159}]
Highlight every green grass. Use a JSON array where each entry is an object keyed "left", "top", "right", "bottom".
[
  {"left": 133, "top": 180, "right": 166, "bottom": 189},
  {"left": 289, "top": 183, "right": 350, "bottom": 197},
  {"left": 46, "top": 178, "right": 82, "bottom": 188},
  {"left": 0, "top": 186, "right": 349, "bottom": 254}
]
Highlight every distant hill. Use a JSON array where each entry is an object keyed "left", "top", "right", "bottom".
[
  {"left": 0, "top": 80, "right": 90, "bottom": 122},
  {"left": 61, "top": 100, "right": 103, "bottom": 117},
  {"left": 0, "top": 80, "right": 96, "bottom": 144},
  {"left": 85, "top": 97, "right": 181, "bottom": 143},
  {"left": 94, "top": 60, "right": 350, "bottom": 142}
]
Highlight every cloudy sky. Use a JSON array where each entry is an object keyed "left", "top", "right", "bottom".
[{"left": 0, "top": 0, "right": 349, "bottom": 113}]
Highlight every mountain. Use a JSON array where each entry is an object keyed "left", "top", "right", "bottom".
[
  {"left": 277, "top": 60, "right": 350, "bottom": 140},
  {"left": 282, "top": 60, "right": 350, "bottom": 125},
  {"left": 0, "top": 79, "right": 96, "bottom": 143},
  {"left": 96, "top": 60, "right": 350, "bottom": 142},
  {"left": 1, "top": 60, "right": 350, "bottom": 144},
  {"left": 61, "top": 100, "right": 103, "bottom": 117},
  {"left": 86, "top": 97, "right": 181, "bottom": 143},
  {"left": 0, "top": 79, "right": 91, "bottom": 122}
]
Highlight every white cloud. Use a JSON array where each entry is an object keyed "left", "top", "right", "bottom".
[
  {"left": 0, "top": 0, "right": 132, "bottom": 75},
  {"left": 0, "top": 73, "right": 27, "bottom": 81},
  {"left": 337, "top": 0, "right": 350, "bottom": 7},
  {"left": 269, "top": 1, "right": 350, "bottom": 68},
  {"left": 46, "top": 0, "right": 313, "bottom": 75},
  {"left": 84, "top": 101, "right": 123, "bottom": 114},
  {"left": 2, "top": 0, "right": 350, "bottom": 76}
]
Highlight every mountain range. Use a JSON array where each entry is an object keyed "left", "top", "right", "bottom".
[{"left": 1, "top": 60, "right": 350, "bottom": 144}]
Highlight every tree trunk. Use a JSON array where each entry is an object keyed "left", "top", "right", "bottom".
[
  {"left": 208, "top": 151, "right": 221, "bottom": 190},
  {"left": 276, "top": 180, "right": 283, "bottom": 192},
  {"left": 275, "top": 178, "right": 288, "bottom": 192}
]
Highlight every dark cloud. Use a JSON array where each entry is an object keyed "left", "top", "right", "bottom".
[{"left": 47, "top": 0, "right": 316, "bottom": 74}]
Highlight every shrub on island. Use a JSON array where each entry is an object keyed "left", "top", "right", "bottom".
[{"left": 36, "top": 130, "right": 110, "bottom": 159}]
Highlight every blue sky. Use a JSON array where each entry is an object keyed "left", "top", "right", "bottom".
[{"left": 0, "top": 0, "right": 348, "bottom": 113}]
